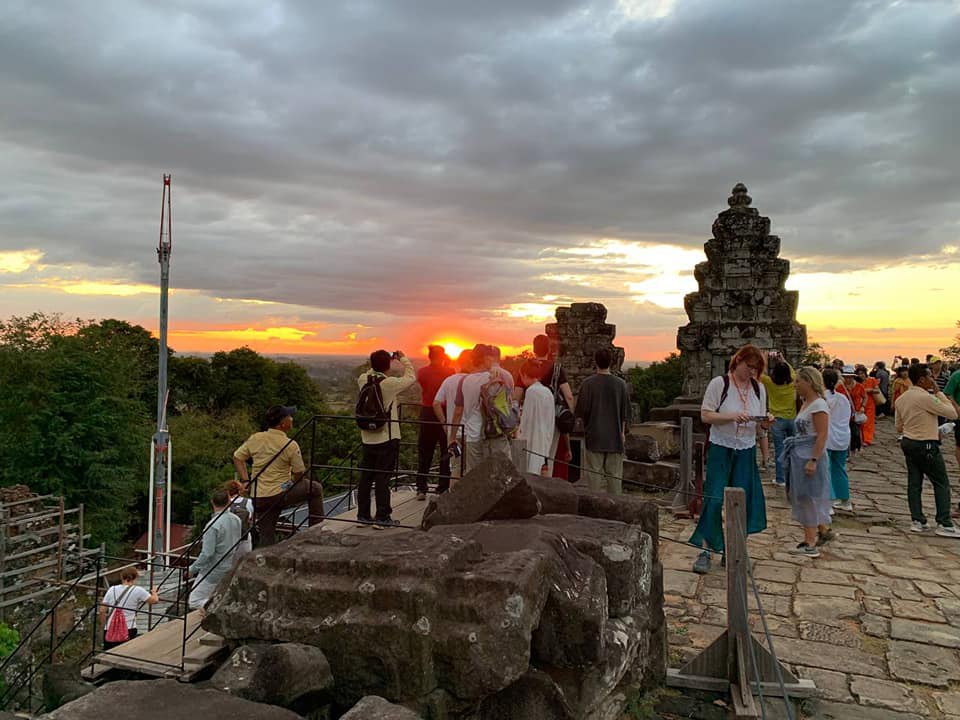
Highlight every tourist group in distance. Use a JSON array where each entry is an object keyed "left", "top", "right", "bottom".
[
  {"left": 689, "top": 345, "right": 960, "bottom": 575},
  {"left": 351, "top": 336, "right": 630, "bottom": 525}
]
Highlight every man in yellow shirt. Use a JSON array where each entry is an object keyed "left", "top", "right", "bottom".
[
  {"left": 895, "top": 364, "right": 959, "bottom": 537},
  {"left": 233, "top": 405, "right": 323, "bottom": 546},
  {"left": 760, "top": 353, "right": 797, "bottom": 486}
]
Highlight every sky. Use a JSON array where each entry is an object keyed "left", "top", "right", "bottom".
[{"left": 2, "top": 0, "right": 959, "bottom": 365}]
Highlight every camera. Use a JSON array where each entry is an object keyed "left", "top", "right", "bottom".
[{"left": 448, "top": 442, "right": 462, "bottom": 458}]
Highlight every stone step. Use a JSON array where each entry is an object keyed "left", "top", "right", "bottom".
[
  {"left": 182, "top": 641, "right": 226, "bottom": 668},
  {"left": 623, "top": 459, "right": 680, "bottom": 492},
  {"left": 198, "top": 632, "right": 225, "bottom": 648}
]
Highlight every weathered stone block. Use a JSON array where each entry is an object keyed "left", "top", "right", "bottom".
[
  {"left": 624, "top": 433, "right": 661, "bottom": 463},
  {"left": 203, "top": 529, "right": 550, "bottom": 706},
  {"left": 209, "top": 642, "right": 333, "bottom": 714},
  {"left": 41, "top": 680, "right": 302, "bottom": 720},
  {"left": 428, "top": 522, "right": 609, "bottom": 668},
  {"left": 524, "top": 514, "right": 652, "bottom": 618},
  {"left": 421, "top": 456, "right": 540, "bottom": 529},
  {"left": 572, "top": 486, "right": 660, "bottom": 561},
  {"left": 340, "top": 695, "right": 422, "bottom": 720}
]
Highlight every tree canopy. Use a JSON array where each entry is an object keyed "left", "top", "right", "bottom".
[{"left": 0, "top": 313, "right": 349, "bottom": 551}]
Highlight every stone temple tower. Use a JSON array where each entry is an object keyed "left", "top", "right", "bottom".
[{"left": 677, "top": 184, "right": 807, "bottom": 398}]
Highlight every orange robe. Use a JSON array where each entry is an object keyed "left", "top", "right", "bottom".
[{"left": 861, "top": 378, "right": 879, "bottom": 445}]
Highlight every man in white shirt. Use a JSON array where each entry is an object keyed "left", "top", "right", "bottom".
[
  {"left": 433, "top": 350, "right": 474, "bottom": 483},
  {"left": 518, "top": 360, "right": 555, "bottom": 475},
  {"left": 448, "top": 345, "right": 515, "bottom": 474}
]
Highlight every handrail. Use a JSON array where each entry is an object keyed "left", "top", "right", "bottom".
[{"left": 1, "top": 411, "right": 464, "bottom": 708}]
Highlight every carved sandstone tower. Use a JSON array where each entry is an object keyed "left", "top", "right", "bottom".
[
  {"left": 546, "top": 302, "right": 625, "bottom": 395},
  {"left": 677, "top": 184, "right": 807, "bottom": 397}
]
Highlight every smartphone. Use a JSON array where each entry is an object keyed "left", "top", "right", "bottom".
[{"left": 748, "top": 416, "right": 768, "bottom": 422}]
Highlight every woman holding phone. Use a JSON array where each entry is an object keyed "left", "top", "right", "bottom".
[{"left": 690, "top": 344, "right": 771, "bottom": 574}]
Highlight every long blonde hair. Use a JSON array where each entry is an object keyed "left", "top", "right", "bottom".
[{"left": 796, "top": 366, "right": 826, "bottom": 398}]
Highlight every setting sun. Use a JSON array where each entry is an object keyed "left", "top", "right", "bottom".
[{"left": 431, "top": 339, "right": 469, "bottom": 359}]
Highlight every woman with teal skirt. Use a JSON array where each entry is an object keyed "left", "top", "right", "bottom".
[{"left": 691, "top": 344, "right": 771, "bottom": 574}]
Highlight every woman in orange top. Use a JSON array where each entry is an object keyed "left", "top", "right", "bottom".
[{"left": 855, "top": 364, "right": 882, "bottom": 445}]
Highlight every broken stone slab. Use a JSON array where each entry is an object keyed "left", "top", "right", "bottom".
[
  {"left": 622, "top": 459, "right": 679, "bottom": 492},
  {"left": 340, "top": 695, "right": 422, "bottom": 720},
  {"left": 42, "top": 663, "right": 95, "bottom": 711},
  {"left": 571, "top": 486, "right": 660, "bottom": 561},
  {"left": 624, "top": 433, "right": 661, "bottom": 463},
  {"left": 850, "top": 676, "right": 929, "bottom": 716},
  {"left": 427, "top": 522, "right": 609, "bottom": 668},
  {"left": 523, "top": 514, "right": 653, "bottom": 617},
  {"left": 204, "top": 528, "right": 550, "bottom": 707},
  {"left": 887, "top": 640, "right": 960, "bottom": 687},
  {"left": 40, "top": 680, "right": 302, "bottom": 720},
  {"left": 814, "top": 701, "right": 924, "bottom": 720},
  {"left": 421, "top": 456, "right": 540, "bottom": 529},
  {"left": 771, "top": 637, "right": 887, "bottom": 678},
  {"left": 541, "top": 610, "right": 651, "bottom": 719},
  {"left": 476, "top": 668, "right": 576, "bottom": 720},
  {"left": 525, "top": 475, "right": 580, "bottom": 515},
  {"left": 631, "top": 422, "right": 681, "bottom": 458},
  {"left": 890, "top": 617, "right": 960, "bottom": 648},
  {"left": 208, "top": 642, "right": 333, "bottom": 714}
]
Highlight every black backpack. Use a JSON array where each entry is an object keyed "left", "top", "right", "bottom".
[{"left": 356, "top": 374, "right": 391, "bottom": 430}]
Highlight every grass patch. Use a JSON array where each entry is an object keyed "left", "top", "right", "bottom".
[{"left": 624, "top": 687, "right": 679, "bottom": 719}]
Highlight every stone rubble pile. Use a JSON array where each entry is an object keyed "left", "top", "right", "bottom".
[{"left": 195, "top": 457, "right": 664, "bottom": 719}]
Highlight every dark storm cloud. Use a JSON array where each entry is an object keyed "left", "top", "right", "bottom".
[{"left": 1, "top": 0, "right": 959, "bottom": 323}]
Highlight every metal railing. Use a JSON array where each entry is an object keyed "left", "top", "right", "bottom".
[{"left": 0, "top": 411, "right": 464, "bottom": 711}]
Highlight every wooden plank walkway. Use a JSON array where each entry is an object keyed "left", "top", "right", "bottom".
[
  {"left": 83, "top": 488, "right": 426, "bottom": 682},
  {"left": 85, "top": 610, "right": 225, "bottom": 681},
  {"left": 321, "top": 487, "right": 427, "bottom": 536}
]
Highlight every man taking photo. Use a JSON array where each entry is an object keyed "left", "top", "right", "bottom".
[{"left": 895, "top": 364, "right": 959, "bottom": 537}]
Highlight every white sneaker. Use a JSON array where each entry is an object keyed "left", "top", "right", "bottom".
[
  {"left": 911, "top": 521, "right": 929, "bottom": 533},
  {"left": 935, "top": 525, "right": 960, "bottom": 538},
  {"left": 834, "top": 500, "right": 853, "bottom": 512}
]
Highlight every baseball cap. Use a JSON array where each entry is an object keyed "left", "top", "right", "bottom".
[
  {"left": 929, "top": 355, "right": 942, "bottom": 364},
  {"left": 264, "top": 405, "right": 296, "bottom": 427}
]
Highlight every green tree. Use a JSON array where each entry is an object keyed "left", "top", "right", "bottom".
[
  {"left": 626, "top": 353, "right": 683, "bottom": 422},
  {"left": 210, "top": 347, "right": 278, "bottom": 415},
  {"left": 801, "top": 341, "right": 832, "bottom": 368},
  {"left": 0, "top": 314, "right": 152, "bottom": 549},
  {"left": 167, "top": 408, "right": 256, "bottom": 524},
  {"left": 941, "top": 321, "right": 960, "bottom": 363}
]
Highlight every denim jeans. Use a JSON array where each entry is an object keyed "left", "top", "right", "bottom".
[
  {"left": 770, "top": 418, "right": 796, "bottom": 485},
  {"left": 901, "top": 438, "right": 952, "bottom": 527}
]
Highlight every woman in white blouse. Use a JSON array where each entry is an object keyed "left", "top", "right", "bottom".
[{"left": 690, "top": 345, "right": 771, "bottom": 574}]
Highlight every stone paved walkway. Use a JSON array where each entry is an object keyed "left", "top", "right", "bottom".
[{"left": 651, "top": 417, "right": 960, "bottom": 719}]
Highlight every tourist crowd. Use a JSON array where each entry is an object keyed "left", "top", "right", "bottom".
[
  {"left": 690, "top": 345, "right": 960, "bottom": 575},
  {"left": 99, "top": 337, "right": 960, "bottom": 642}
]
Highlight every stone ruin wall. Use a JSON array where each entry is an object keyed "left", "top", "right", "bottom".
[
  {"left": 677, "top": 184, "right": 807, "bottom": 398},
  {"left": 200, "top": 462, "right": 666, "bottom": 720},
  {"left": 546, "top": 302, "right": 625, "bottom": 395}
]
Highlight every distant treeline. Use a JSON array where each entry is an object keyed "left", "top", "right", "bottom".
[{"left": 0, "top": 313, "right": 355, "bottom": 551}]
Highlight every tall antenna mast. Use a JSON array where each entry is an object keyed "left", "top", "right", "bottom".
[{"left": 149, "top": 174, "right": 173, "bottom": 564}]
